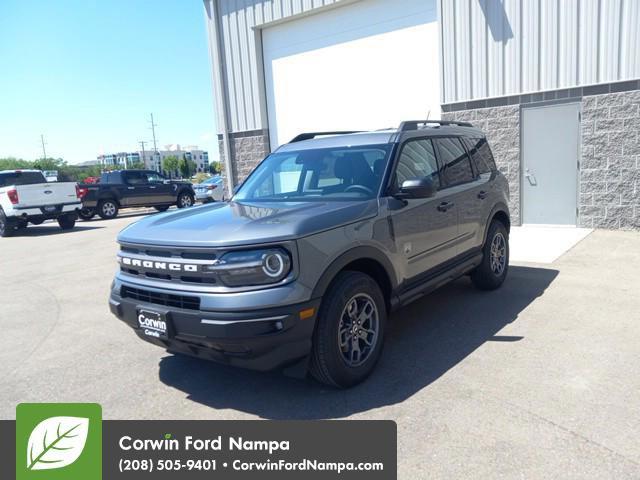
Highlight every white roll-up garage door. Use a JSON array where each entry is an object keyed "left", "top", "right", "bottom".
[{"left": 262, "top": 0, "right": 440, "bottom": 149}]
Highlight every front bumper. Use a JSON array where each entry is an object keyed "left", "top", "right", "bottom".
[{"left": 109, "top": 283, "right": 320, "bottom": 372}]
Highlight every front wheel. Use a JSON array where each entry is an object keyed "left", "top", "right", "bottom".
[
  {"left": 176, "top": 192, "right": 194, "bottom": 208},
  {"left": 58, "top": 213, "right": 77, "bottom": 231},
  {"left": 78, "top": 207, "right": 95, "bottom": 221},
  {"left": 97, "top": 199, "right": 119, "bottom": 219},
  {"left": 471, "top": 220, "right": 509, "bottom": 290},
  {"left": 310, "top": 271, "right": 387, "bottom": 388}
]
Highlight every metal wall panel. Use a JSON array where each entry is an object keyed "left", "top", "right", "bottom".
[
  {"left": 206, "top": 0, "right": 350, "bottom": 133},
  {"left": 441, "top": 0, "right": 640, "bottom": 103}
]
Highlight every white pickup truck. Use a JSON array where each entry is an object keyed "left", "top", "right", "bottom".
[{"left": 0, "top": 169, "right": 82, "bottom": 237}]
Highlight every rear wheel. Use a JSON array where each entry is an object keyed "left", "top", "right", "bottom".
[
  {"left": 154, "top": 205, "right": 170, "bottom": 212},
  {"left": 0, "top": 211, "right": 15, "bottom": 237},
  {"left": 57, "top": 213, "right": 77, "bottom": 231},
  {"left": 471, "top": 220, "right": 509, "bottom": 290},
  {"left": 176, "top": 192, "right": 194, "bottom": 208},
  {"left": 97, "top": 199, "right": 119, "bottom": 219},
  {"left": 310, "top": 271, "right": 386, "bottom": 388},
  {"left": 78, "top": 207, "right": 96, "bottom": 221}
]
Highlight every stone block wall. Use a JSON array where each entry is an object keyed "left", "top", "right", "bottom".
[
  {"left": 580, "top": 91, "right": 640, "bottom": 229},
  {"left": 218, "top": 129, "right": 270, "bottom": 185}
]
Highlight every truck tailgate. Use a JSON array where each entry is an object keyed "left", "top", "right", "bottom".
[{"left": 15, "top": 182, "right": 78, "bottom": 208}]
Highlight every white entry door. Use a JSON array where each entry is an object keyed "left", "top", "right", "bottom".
[{"left": 522, "top": 103, "right": 580, "bottom": 225}]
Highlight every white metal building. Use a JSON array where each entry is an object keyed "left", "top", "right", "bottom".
[{"left": 204, "top": 0, "right": 640, "bottom": 229}]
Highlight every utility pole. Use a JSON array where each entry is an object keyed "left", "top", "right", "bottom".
[
  {"left": 40, "top": 134, "right": 47, "bottom": 160},
  {"left": 149, "top": 113, "right": 159, "bottom": 172},
  {"left": 139, "top": 140, "right": 147, "bottom": 168}
]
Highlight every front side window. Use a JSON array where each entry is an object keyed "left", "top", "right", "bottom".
[
  {"left": 124, "top": 171, "right": 146, "bottom": 185},
  {"left": 435, "top": 137, "right": 474, "bottom": 186},
  {"left": 394, "top": 138, "right": 439, "bottom": 190},
  {"left": 234, "top": 145, "right": 392, "bottom": 201}
]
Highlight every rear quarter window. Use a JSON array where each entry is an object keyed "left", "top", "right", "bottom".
[{"left": 463, "top": 137, "right": 497, "bottom": 174}]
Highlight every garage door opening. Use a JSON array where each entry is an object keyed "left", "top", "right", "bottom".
[{"left": 262, "top": 0, "right": 440, "bottom": 149}]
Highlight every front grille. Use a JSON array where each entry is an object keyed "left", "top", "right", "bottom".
[
  {"left": 118, "top": 244, "right": 218, "bottom": 286},
  {"left": 121, "top": 286, "right": 200, "bottom": 311}
]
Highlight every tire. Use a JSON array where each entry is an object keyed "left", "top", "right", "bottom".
[
  {"left": 57, "top": 213, "right": 77, "bottom": 231},
  {"left": 78, "top": 207, "right": 96, "bottom": 221},
  {"left": 176, "top": 192, "right": 194, "bottom": 209},
  {"left": 0, "top": 211, "right": 15, "bottom": 238},
  {"left": 471, "top": 220, "right": 509, "bottom": 290},
  {"left": 310, "top": 271, "right": 387, "bottom": 388},
  {"left": 97, "top": 199, "right": 119, "bottom": 219},
  {"left": 154, "top": 205, "right": 170, "bottom": 212}
]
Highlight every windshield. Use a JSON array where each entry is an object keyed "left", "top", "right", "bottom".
[
  {"left": 234, "top": 144, "right": 392, "bottom": 202},
  {"left": 0, "top": 171, "right": 47, "bottom": 187}
]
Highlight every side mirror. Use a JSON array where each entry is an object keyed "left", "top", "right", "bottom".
[{"left": 398, "top": 177, "right": 437, "bottom": 199}]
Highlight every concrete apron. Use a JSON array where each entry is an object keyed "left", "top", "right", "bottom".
[{"left": 509, "top": 225, "right": 593, "bottom": 264}]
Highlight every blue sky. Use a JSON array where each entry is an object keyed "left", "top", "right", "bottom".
[{"left": 0, "top": 0, "right": 218, "bottom": 164}]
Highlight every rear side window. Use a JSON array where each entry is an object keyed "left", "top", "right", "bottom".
[
  {"left": 124, "top": 171, "right": 146, "bottom": 185},
  {"left": 435, "top": 137, "right": 474, "bottom": 186},
  {"left": 463, "top": 137, "right": 497, "bottom": 174},
  {"left": 394, "top": 139, "right": 439, "bottom": 190},
  {"left": 0, "top": 171, "right": 46, "bottom": 187}
]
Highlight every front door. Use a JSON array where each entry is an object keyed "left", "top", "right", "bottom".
[
  {"left": 387, "top": 138, "right": 459, "bottom": 283},
  {"left": 522, "top": 102, "right": 580, "bottom": 225}
]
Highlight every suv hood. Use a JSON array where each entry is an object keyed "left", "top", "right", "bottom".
[{"left": 118, "top": 200, "right": 378, "bottom": 247}]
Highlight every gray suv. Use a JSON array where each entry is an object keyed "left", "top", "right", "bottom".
[{"left": 109, "top": 120, "right": 510, "bottom": 388}]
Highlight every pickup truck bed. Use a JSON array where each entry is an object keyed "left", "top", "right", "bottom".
[{"left": 0, "top": 170, "right": 81, "bottom": 237}]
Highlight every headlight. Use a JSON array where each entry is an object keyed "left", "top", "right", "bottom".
[{"left": 208, "top": 248, "right": 292, "bottom": 287}]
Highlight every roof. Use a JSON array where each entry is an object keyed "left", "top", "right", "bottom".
[
  {"left": 0, "top": 169, "right": 42, "bottom": 174},
  {"left": 274, "top": 123, "right": 486, "bottom": 152}
]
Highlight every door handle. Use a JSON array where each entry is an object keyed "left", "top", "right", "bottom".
[
  {"left": 149, "top": 186, "right": 156, "bottom": 189},
  {"left": 437, "top": 201, "right": 455, "bottom": 212},
  {"left": 477, "top": 190, "right": 488, "bottom": 199},
  {"left": 127, "top": 187, "right": 135, "bottom": 190},
  {"left": 525, "top": 168, "right": 537, "bottom": 186}
]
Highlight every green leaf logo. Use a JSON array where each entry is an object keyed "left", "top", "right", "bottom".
[{"left": 26, "top": 416, "right": 89, "bottom": 471}]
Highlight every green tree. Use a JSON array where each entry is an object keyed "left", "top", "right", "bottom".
[
  {"left": 126, "top": 160, "right": 145, "bottom": 170},
  {"left": 178, "top": 157, "right": 197, "bottom": 178},
  {"left": 209, "top": 161, "right": 222, "bottom": 175},
  {"left": 162, "top": 155, "right": 180, "bottom": 178}
]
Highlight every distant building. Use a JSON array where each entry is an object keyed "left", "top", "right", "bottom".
[
  {"left": 97, "top": 152, "right": 140, "bottom": 168},
  {"left": 99, "top": 146, "right": 209, "bottom": 174},
  {"left": 139, "top": 145, "right": 209, "bottom": 173}
]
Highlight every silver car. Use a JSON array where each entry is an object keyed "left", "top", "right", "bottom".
[{"left": 194, "top": 176, "right": 225, "bottom": 203}]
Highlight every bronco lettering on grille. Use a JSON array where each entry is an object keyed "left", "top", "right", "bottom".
[{"left": 120, "top": 256, "right": 198, "bottom": 272}]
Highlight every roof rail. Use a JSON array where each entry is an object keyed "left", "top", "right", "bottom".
[
  {"left": 398, "top": 120, "right": 473, "bottom": 131},
  {"left": 289, "top": 131, "right": 364, "bottom": 143}
]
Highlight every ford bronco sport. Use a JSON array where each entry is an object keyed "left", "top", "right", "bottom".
[{"left": 109, "top": 120, "right": 510, "bottom": 388}]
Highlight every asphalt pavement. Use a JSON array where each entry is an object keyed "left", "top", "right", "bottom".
[{"left": 1, "top": 209, "right": 639, "bottom": 478}]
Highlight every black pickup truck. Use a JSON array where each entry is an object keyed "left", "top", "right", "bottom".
[{"left": 77, "top": 170, "right": 195, "bottom": 220}]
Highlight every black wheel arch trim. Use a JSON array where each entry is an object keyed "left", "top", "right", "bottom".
[
  {"left": 311, "top": 246, "right": 399, "bottom": 308},
  {"left": 483, "top": 202, "right": 510, "bottom": 246}
]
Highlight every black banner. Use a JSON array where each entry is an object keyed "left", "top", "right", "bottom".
[{"left": 2, "top": 420, "right": 396, "bottom": 479}]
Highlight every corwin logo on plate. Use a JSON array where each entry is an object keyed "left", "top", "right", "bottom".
[{"left": 16, "top": 403, "right": 102, "bottom": 480}]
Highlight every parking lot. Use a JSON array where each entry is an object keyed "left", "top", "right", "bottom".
[{"left": 2, "top": 210, "right": 639, "bottom": 478}]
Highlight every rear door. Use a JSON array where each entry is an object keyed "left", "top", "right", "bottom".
[
  {"left": 143, "top": 171, "right": 173, "bottom": 204},
  {"left": 387, "top": 138, "right": 459, "bottom": 283},
  {"left": 433, "top": 137, "right": 487, "bottom": 256},
  {"left": 121, "top": 171, "right": 149, "bottom": 206}
]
